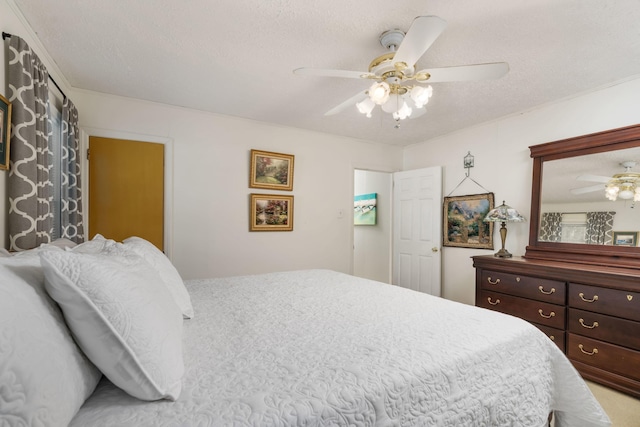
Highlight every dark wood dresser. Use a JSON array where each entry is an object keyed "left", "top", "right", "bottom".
[{"left": 473, "top": 255, "right": 640, "bottom": 399}]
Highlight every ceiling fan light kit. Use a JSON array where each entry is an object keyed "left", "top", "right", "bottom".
[
  {"left": 575, "top": 161, "right": 640, "bottom": 203},
  {"left": 293, "top": 15, "right": 509, "bottom": 128}
]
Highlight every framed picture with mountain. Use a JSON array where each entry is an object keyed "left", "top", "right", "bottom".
[
  {"left": 249, "top": 149, "right": 294, "bottom": 191},
  {"left": 443, "top": 193, "right": 494, "bottom": 249}
]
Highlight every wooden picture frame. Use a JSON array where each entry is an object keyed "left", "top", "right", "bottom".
[
  {"left": 443, "top": 193, "right": 495, "bottom": 249},
  {"left": 612, "top": 231, "right": 638, "bottom": 247},
  {"left": 249, "top": 149, "right": 294, "bottom": 191},
  {"left": 0, "top": 93, "right": 12, "bottom": 171},
  {"left": 250, "top": 193, "right": 294, "bottom": 231}
]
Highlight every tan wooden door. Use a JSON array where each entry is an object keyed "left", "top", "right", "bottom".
[{"left": 88, "top": 137, "right": 164, "bottom": 250}]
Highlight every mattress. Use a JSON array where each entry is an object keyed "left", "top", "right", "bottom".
[{"left": 71, "top": 269, "right": 610, "bottom": 426}]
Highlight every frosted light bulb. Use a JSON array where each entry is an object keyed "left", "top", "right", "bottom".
[
  {"left": 368, "top": 82, "right": 390, "bottom": 105},
  {"left": 411, "top": 86, "right": 430, "bottom": 108}
]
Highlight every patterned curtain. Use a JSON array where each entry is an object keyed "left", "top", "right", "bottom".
[
  {"left": 60, "top": 98, "right": 84, "bottom": 243},
  {"left": 539, "top": 212, "right": 562, "bottom": 242},
  {"left": 586, "top": 211, "right": 616, "bottom": 245},
  {"left": 7, "top": 36, "right": 53, "bottom": 251}
]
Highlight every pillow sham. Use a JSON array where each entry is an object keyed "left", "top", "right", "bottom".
[
  {"left": 39, "top": 246, "right": 185, "bottom": 401},
  {"left": 71, "top": 233, "right": 111, "bottom": 254},
  {"left": 45, "top": 237, "right": 78, "bottom": 250},
  {"left": 123, "top": 236, "right": 194, "bottom": 319},
  {"left": 0, "top": 255, "right": 101, "bottom": 425}
]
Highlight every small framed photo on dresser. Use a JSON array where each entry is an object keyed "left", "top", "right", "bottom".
[
  {"left": 0, "top": 93, "right": 12, "bottom": 171},
  {"left": 612, "top": 231, "right": 638, "bottom": 246}
]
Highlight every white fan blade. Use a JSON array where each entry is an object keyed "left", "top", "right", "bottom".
[
  {"left": 409, "top": 107, "right": 427, "bottom": 119},
  {"left": 571, "top": 184, "right": 604, "bottom": 195},
  {"left": 294, "top": 67, "right": 373, "bottom": 79},
  {"left": 576, "top": 174, "right": 611, "bottom": 183},
  {"left": 325, "top": 91, "right": 368, "bottom": 116},
  {"left": 393, "top": 16, "right": 447, "bottom": 71},
  {"left": 415, "top": 62, "right": 509, "bottom": 83}
]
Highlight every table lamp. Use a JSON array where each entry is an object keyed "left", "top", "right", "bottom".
[{"left": 483, "top": 201, "right": 526, "bottom": 258}]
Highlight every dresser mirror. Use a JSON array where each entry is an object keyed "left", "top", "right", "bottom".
[{"left": 526, "top": 124, "right": 640, "bottom": 267}]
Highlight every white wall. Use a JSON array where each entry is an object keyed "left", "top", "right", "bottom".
[
  {"left": 404, "top": 77, "right": 640, "bottom": 305},
  {"left": 70, "top": 90, "right": 403, "bottom": 279},
  {"left": 353, "top": 169, "right": 392, "bottom": 283}
]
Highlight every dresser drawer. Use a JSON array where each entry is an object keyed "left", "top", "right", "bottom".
[
  {"left": 534, "top": 323, "right": 565, "bottom": 352},
  {"left": 478, "top": 290, "right": 565, "bottom": 329},
  {"left": 569, "top": 283, "right": 640, "bottom": 322},
  {"left": 480, "top": 270, "right": 565, "bottom": 304},
  {"left": 567, "top": 333, "right": 640, "bottom": 382},
  {"left": 568, "top": 308, "right": 640, "bottom": 351}
]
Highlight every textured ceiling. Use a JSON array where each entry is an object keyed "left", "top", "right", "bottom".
[{"left": 11, "top": 0, "right": 640, "bottom": 146}]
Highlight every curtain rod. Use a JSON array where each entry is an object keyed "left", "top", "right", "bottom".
[{"left": 2, "top": 31, "right": 67, "bottom": 99}]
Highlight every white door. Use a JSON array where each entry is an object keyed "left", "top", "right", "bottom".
[{"left": 392, "top": 167, "right": 442, "bottom": 296}]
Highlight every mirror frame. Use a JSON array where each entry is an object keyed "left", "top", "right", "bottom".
[{"left": 526, "top": 123, "right": 640, "bottom": 269}]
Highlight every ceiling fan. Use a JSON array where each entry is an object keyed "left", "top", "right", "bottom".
[
  {"left": 293, "top": 16, "right": 509, "bottom": 127},
  {"left": 571, "top": 161, "right": 640, "bottom": 201}
]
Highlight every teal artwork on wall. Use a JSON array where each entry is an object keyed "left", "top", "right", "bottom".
[{"left": 354, "top": 193, "right": 377, "bottom": 225}]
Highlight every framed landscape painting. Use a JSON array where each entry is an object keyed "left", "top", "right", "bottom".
[
  {"left": 443, "top": 193, "right": 495, "bottom": 249},
  {"left": 250, "top": 193, "right": 294, "bottom": 231},
  {"left": 249, "top": 149, "right": 294, "bottom": 191},
  {"left": 0, "top": 93, "right": 12, "bottom": 171}
]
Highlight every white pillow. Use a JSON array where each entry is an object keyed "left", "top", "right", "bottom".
[
  {"left": 42, "top": 238, "right": 78, "bottom": 250},
  {"left": 39, "top": 246, "right": 185, "bottom": 401},
  {"left": 0, "top": 255, "right": 101, "bottom": 425},
  {"left": 71, "top": 233, "right": 111, "bottom": 254},
  {"left": 123, "top": 236, "right": 194, "bottom": 319}
]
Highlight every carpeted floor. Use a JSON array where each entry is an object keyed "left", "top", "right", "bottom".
[{"left": 586, "top": 381, "right": 640, "bottom": 426}]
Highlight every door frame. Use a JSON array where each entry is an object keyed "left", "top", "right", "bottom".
[{"left": 80, "top": 127, "right": 175, "bottom": 259}]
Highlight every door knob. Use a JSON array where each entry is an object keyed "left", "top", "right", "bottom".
[{"left": 432, "top": 247, "right": 438, "bottom": 253}]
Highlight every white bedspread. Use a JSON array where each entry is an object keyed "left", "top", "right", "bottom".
[{"left": 71, "top": 270, "right": 610, "bottom": 426}]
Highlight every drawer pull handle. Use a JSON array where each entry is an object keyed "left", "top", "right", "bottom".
[
  {"left": 487, "top": 277, "right": 500, "bottom": 285},
  {"left": 579, "top": 292, "right": 598, "bottom": 303},
  {"left": 549, "top": 335, "right": 555, "bottom": 341},
  {"left": 578, "top": 344, "right": 598, "bottom": 356},
  {"left": 538, "top": 309, "right": 555, "bottom": 319},
  {"left": 538, "top": 286, "right": 556, "bottom": 295},
  {"left": 487, "top": 297, "right": 500, "bottom": 306},
  {"left": 579, "top": 318, "right": 599, "bottom": 329},
  {"left": 516, "top": 277, "right": 521, "bottom": 282},
  {"left": 628, "top": 295, "right": 634, "bottom": 302}
]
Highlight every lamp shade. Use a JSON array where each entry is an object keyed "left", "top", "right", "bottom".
[
  {"left": 368, "top": 81, "right": 390, "bottom": 105},
  {"left": 483, "top": 201, "right": 526, "bottom": 223}
]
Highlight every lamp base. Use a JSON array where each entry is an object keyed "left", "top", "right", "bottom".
[{"left": 493, "top": 248, "right": 513, "bottom": 258}]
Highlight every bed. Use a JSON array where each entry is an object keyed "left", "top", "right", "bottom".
[{"left": 1, "top": 237, "right": 610, "bottom": 427}]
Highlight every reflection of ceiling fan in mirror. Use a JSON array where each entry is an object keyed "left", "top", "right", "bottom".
[
  {"left": 572, "top": 161, "right": 640, "bottom": 202},
  {"left": 293, "top": 16, "right": 509, "bottom": 128}
]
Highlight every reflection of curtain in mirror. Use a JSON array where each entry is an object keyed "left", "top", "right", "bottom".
[
  {"left": 540, "top": 212, "right": 562, "bottom": 242},
  {"left": 586, "top": 211, "right": 616, "bottom": 245}
]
